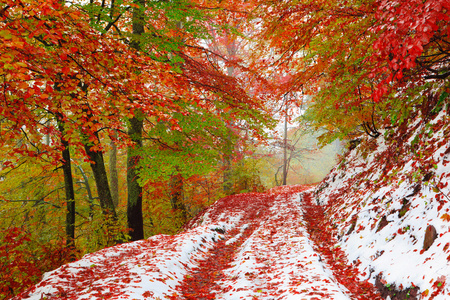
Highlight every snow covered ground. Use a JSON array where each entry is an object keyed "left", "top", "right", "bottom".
[
  {"left": 315, "top": 108, "right": 450, "bottom": 299},
  {"left": 13, "top": 186, "right": 358, "bottom": 300},
  {"left": 14, "top": 225, "right": 227, "bottom": 299}
]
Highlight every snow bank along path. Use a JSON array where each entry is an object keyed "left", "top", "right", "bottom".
[
  {"left": 13, "top": 186, "right": 378, "bottom": 300},
  {"left": 314, "top": 108, "right": 450, "bottom": 300}
]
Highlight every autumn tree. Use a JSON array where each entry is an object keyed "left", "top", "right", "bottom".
[
  {"left": 254, "top": 0, "right": 449, "bottom": 145},
  {"left": 1, "top": 0, "right": 139, "bottom": 244}
]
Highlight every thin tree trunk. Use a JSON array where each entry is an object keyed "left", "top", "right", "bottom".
[
  {"left": 222, "top": 41, "right": 237, "bottom": 195},
  {"left": 222, "top": 151, "right": 233, "bottom": 195},
  {"left": 84, "top": 135, "right": 117, "bottom": 219},
  {"left": 56, "top": 114, "right": 76, "bottom": 250},
  {"left": 170, "top": 171, "right": 187, "bottom": 226},
  {"left": 76, "top": 165, "right": 95, "bottom": 220},
  {"left": 283, "top": 96, "right": 288, "bottom": 186},
  {"left": 109, "top": 132, "right": 119, "bottom": 208},
  {"left": 54, "top": 65, "right": 76, "bottom": 250},
  {"left": 80, "top": 106, "right": 120, "bottom": 244},
  {"left": 127, "top": 116, "right": 144, "bottom": 241},
  {"left": 83, "top": 136, "right": 123, "bottom": 246}
]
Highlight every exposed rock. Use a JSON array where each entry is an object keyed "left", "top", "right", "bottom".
[
  {"left": 346, "top": 215, "right": 358, "bottom": 235},
  {"left": 422, "top": 172, "right": 434, "bottom": 182},
  {"left": 423, "top": 225, "right": 438, "bottom": 251},
  {"left": 398, "top": 199, "right": 410, "bottom": 218},
  {"left": 376, "top": 216, "right": 389, "bottom": 233},
  {"left": 210, "top": 227, "right": 226, "bottom": 234},
  {"left": 375, "top": 274, "right": 419, "bottom": 300},
  {"left": 406, "top": 184, "right": 421, "bottom": 198}
]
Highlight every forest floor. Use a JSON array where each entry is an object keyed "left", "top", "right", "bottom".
[{"left": 14, "top": 185, "right": 382, "bottom": 300}]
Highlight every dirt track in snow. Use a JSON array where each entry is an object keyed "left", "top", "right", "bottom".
[{"left": 176, "top": 186, "right": 382, "bottom": 299}]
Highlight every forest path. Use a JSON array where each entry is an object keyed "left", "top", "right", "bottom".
[
  {"left": 175, "top": 186, "right": 382, "bottom": 299},
  {"left": 14, "top": 186, "right": 382, "bottom": 300}
]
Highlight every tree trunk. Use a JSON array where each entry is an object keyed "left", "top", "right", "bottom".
[
  {"left": 222, "top": 124, "right": 233, "bottom": 195},
  {"left": 222, "top": 40, "right": 238, "bottom": 195},
  {"left": 83, "top": 130, "right": 120, "bottom": 245},
  {"left": 54, "top": 69, "right": 75, "bottom": 250},
  {"left": 84, "top": 136, "right": 117, "bottom": 218},
  {"left": 170, "top": 172, "right": 187, "bottom": 226},
  {"left": 109, "top": 133, "right": 119, "bottom": 208},
  {"left": 222, "top": 152, "right": 233, "bottom": 195},
  {"left": 126, "top": 0, "right": 146, "bottom": 241},
  {"left": 56, "top": 114, "right": 76, "bottom": 250},
  {"left": 76, "top": 165, "right": 95, "bottom": 220},
  {"left": 282, "top": 96, "right": 288, "bottom": 186},
  {"left": 127, "top": 116, "right": 144, "bottom": 241},
  {"left": 77, "top": 91, "right": 119, "bottom": 241}
]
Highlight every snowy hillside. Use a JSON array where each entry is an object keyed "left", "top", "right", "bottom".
[{"left": 315, "top": 108, "right": 450, "bottom": 300}]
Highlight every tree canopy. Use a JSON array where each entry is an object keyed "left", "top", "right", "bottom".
[
  {"left": 253, "top": 0, "right": 449, "bottom": 144},
  {"left": 0, "top": 0, "right": 448, "bottom": 297}
]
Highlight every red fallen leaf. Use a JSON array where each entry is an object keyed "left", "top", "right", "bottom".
[
  {"left": 444, "top": 243, "right": 449, "bottom": 251},
  {"left": 122, "top": 277, "right": 132, "bottom": 283},
  {"left": 142, "top": 291, "right": 153, "bottom": 297}
]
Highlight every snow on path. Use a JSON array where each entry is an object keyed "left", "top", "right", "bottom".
[
  {"left": 14, "top": 186, "right": 354, "bottom": 300},
  {"left": 13, "top": 225, "right": 228, "bottom": 300},
  {"left": 214, "top": 192, "right": 351, "bottom": 299}
]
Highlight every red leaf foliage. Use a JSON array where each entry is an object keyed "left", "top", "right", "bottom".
[{"left": 1, "top": 228, "right": 74, "bottom": 299}]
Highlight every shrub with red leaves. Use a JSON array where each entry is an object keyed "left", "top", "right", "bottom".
[{"left": 0, "top": 227, "right": 75, "bottom": 299}]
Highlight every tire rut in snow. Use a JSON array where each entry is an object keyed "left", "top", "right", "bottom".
[
  {"left": 176, "top": 193, "right": 273, "bottom": 299},
  {"left": 176, "top": 225, "right": 257, "bottom": 299}
]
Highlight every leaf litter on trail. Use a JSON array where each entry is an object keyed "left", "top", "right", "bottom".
[{"left": 13, "top": 185, "right": 380, "bottom": 300}]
